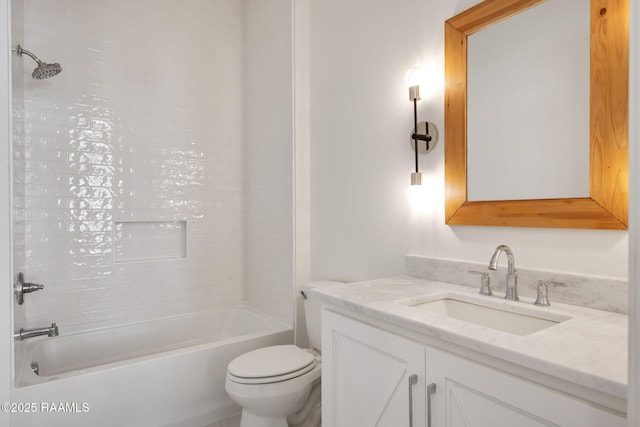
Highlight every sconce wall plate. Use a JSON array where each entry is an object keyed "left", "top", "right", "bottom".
[{"left": 409, "top": 122, "right": 438, "bottom": 154}]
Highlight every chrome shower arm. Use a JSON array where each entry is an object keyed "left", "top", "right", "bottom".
[
  {"left": 15, "top": 44, "right": 62, "bottom": 80},
  {"left": 16, "top": 45, "right": 42, "bottom": 64}
]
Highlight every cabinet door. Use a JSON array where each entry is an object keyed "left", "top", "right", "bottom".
[
  {"left": 426, "top": 346, "right": 626, "bottom": 427},
  {"left": 322, "top": 310, "right": 426, "bottom": 427}
]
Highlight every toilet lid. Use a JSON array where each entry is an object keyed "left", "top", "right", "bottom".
[{"left": 227, "top": 345, "right": 316, "bottom": 379}]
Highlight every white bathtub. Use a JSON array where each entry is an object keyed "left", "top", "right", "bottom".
[{"left": 11, "top": 305, "right": 292, "bottom": 427}]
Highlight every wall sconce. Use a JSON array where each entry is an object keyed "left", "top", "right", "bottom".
[{"left": 408, "top": 84, "right": 437, "bottom": 186}]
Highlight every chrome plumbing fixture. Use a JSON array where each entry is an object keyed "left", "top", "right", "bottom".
[
  {"left": 14, "top": 323, "right": 59, "bottom": 341},
  {"left": 14, "top": 272, "right": 44, "bottom": 305},
  {"left": 534, "top": 280, "right": 567, "bottom": 306},
  {"left": 488, "top": 244, "right": 518, "bottom": 301},
  {"left": 468, "top": 270, "right": 492, "bottom": 296},
  {"left": 15, "top": 45, "right": 62, "bottom": 80}
]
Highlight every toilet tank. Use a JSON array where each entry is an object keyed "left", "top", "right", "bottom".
[{"left": 302, "top": 281, "right": 343, "bottom": 352}]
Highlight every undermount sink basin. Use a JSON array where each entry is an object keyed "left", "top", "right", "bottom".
[{"left": 405, "top": 294, "right": 571, "bottom": 336}]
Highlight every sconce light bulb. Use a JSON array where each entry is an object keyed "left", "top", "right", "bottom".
[
  {"left": 406, "top": 179, "right": 429, "bottom": 212},
  {"left": 411, "top": 172, "right": 422, "bottom": 186},
  {"left": 409, "top": 85, "right": 421, "bottom": 101}
]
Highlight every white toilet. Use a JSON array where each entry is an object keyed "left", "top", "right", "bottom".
[{"left": 225, "top": 281, "right": 339, "bottom": 427}]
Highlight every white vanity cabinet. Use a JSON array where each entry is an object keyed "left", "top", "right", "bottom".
[
  {"left": 427, "top": 346, "right": 626, "bottom": 427},
  {"left": 322, "top": 309, "right": 626, "bottom": 427},
  {"left": 322, "top": 309, "right": 426, "bottom": 426}
]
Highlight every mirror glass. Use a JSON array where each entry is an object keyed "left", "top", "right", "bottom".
[{"left": 467, "top": 0, "right": 590, "bottom": 201}]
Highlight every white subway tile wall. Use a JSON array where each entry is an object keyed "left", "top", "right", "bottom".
[
  {"left": 14, "top": 0, "right": 293, "bottom": 329},
  {"left": 12, "top": 0, "right": 27, "bottom": 332}
]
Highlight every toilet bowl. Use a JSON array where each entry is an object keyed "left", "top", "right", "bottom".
[
  {"left": 224, "top": 281, "right": 341, "bottom": 427},
  {"left": 225, "top": 345, "right": 321, "bottom": 427}
]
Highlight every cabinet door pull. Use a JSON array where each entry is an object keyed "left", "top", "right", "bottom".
[
  {"left": 427, "top": 382, "right": 437, "bottom": 427},
  {"left": 408, "top": 374, "right": 418, "bottom": 427}
]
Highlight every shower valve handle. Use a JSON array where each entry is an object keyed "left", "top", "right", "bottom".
[{"left": 14, "top": 272, "right": 45, "bottom": 305}]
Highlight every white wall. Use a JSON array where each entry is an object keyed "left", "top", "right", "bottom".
[
  {"left": 293, "top": 0, "right": 312, "bottom": 346},
  {"left": 309, "top": 0, "right": 628, "bottom": 282},
  {"left": 244, "top": 0, "right": 295, "bottom": 324}
]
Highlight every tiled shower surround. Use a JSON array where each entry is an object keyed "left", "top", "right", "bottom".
[{"left": 13, "top": 0, "right": 293, "bottom": 329}]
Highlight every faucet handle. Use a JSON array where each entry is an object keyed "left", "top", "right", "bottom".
[
  {"left": 534, "top": 280, "right": 566, "bottom": 306},
  {"left": 14, "top": 272, "right": 45, "bottom": 305},
  {"left": 468, "top": 270, "right": 492, "bottom": 296}
]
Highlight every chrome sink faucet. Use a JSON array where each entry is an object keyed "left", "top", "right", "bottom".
[
  {"left": 488, "top": 244, "right": 518, "bottom": 301},
  {"left": 14, "top": 323, "right": 59, "bottom": 341}
]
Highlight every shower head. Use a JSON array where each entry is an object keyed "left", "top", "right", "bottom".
[
  {"left": 31, "top": 61, "right": 62, "bottom": 80},
  {"left": 15, "top": 45, "right": 62, "bottom": 80}
]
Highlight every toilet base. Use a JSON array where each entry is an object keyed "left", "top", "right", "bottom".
[{"left": 240, "top": 410, "right": 288, "bottom": 427}]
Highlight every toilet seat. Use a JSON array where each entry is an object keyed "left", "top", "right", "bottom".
[{"left": 227, "top": 345, "right": 318, "bottom": 385}]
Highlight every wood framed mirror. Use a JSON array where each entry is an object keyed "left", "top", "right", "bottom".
[{"left": 444, "top": 0, "right": 628, "bottom": 229}]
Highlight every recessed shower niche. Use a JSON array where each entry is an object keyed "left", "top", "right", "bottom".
[{"left": 114, "top": 221, "right": 187, "bottom": 263}]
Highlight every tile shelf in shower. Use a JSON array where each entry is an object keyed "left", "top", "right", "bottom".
[{"left": 114, "top": 220, "right": 187, "bottom": 263}]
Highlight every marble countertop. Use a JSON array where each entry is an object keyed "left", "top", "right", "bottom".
[{"left": 309, "top": 276, "right": 628, "bottom": 399}]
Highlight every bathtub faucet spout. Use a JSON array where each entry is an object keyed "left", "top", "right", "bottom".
[{"left": 14, "top": 323, "right": 59, "bottom": 341}]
